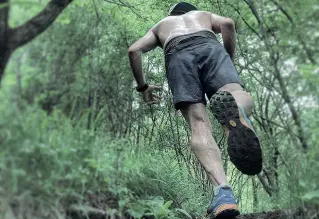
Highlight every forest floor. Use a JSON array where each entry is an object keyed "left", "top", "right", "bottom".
[{"left": 68, "top": 204, "right": 318, "bottom": 219}]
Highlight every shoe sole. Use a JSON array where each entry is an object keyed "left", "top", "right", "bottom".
[
  {"left": 215, "top": 209, "right": 240, "bottom": 219},
  {"left": 210, "top": 91, "right": 262, "bottom": 175},
  {"left": 207, "top": 204, "right": 240, "bottom": 219}
]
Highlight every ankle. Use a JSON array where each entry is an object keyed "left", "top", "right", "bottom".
[
  {"left": 231, "top": 90, "right": 253, "bottom": 116},
  {"left": 214, "top": 184, "right": 232, "bottom": 195}
]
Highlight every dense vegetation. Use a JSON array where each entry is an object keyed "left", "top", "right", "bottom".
[{"left": 0, "top": 0, "right": 318, "bottom": 218}]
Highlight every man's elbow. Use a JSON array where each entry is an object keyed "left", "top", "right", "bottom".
[
  {"left": 128, "top": 47, "right": 135, "bottom": 57},
  {"left": 128, "top": 46, "right": 140, "bottom": 57},
  {"left": 221, "top": 18, "right": 235, "bottom": 29}
]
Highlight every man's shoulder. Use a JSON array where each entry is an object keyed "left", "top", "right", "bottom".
[
  {"left": 189, "top": 10, "right": 213, "bottom": 15},
  {"left": 151, "top": 17, "right": 171, "bottom": 32},
  {"left": 157, "top": 16, "right": 173, "bottom": 24},
  {"left": 155, "top": 12, "right": 211, "bottom": 25},
  {"left": 152, "top": 11, "right": 214, "bottom": 29}
]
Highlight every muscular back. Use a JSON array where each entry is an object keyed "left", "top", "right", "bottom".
[
  {"left": 128, "top": 10, "right": 235, "bottom": 60},
  {"left": 153, "top": 11, "right": 215, "bottom": 48}
]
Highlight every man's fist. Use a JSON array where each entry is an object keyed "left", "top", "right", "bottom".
[{"left": 141, "top": 85, "right": 162, "bottom": 105}]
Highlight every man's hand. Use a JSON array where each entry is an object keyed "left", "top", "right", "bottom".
[{"left": 141, "top": 85, "right": 162, "bottom": 104}]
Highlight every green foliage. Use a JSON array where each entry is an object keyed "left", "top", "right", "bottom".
[
  {"left": 9, "top": 0, "right": 50, "bottom": 27},
  {"left": 302, "top": 191, "right": 319, "bottom": 204},
  {"left": 127, "top": 196, "right": 174, "bottom": 218},
  {"left": 0, "top": 90, "right": 207, "bottom": 218}
]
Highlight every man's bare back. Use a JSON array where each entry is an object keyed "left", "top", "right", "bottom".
[
  {"left": 128, "top": 10, "right": 236, "bottom": 66},
  {"left": 152, "top": 11, "right": 215, "bottom": 48}
]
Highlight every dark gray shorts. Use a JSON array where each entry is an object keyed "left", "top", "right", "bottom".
[{"left": 164, "top": 31, "right": 244, "bottom": 110}]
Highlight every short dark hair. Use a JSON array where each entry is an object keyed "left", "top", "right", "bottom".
[{"left": 168, "top": 2, "right": 198, "bottom": 16}]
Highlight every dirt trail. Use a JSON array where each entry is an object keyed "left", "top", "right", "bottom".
[{"left": 69, "top": 206, "right": 318, "bottom": 219}]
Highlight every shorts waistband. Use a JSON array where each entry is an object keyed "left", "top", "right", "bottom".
[{"left": 164, "top": 30, "right": 218, "bottom": 55}]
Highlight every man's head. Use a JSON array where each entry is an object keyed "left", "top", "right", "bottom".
[{"left": 168, "top": 2, "right": 198, "bottom": 16}]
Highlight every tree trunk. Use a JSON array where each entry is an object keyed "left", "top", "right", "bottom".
[
  {"left": 0, "top": 49, "right": 10, "bottom": 82},
  {"left": 0, "top": 0, "right": 10, "bottom": 82}
]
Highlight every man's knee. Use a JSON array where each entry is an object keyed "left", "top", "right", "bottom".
[
  {"left": 181, "top": 103, "right": 208, "bottom": 125},
  {"left": 190, "top": 111, "right": 206, "bottom": 123}
]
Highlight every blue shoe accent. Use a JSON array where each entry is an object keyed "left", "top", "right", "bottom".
[
  {"left": 206, "top": 185, "right": 239, "bottom": 218},
  {"left": 238, "top": 106, "right": 253, "bottom": 128}
]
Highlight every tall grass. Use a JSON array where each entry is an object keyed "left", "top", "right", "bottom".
[{"left": 0, "top": 92, "right": 207, "bottom": 219}]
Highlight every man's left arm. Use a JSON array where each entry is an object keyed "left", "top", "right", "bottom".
[
  {"left": 210, "top": 14, "right": 236, "bottom": 62},
  {"left": 128, "top": 29, "right": 159, "bottom": 90}
]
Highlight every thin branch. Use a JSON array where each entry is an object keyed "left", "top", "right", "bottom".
[
  {"left": 224, "top": 1, "right": 263, "bottom": 40},
  {"left": 104, "top": 0, "right": 150, "bottom": 22},
  {"left": 104, "top": 0, "right": 133, "bottom": 7},
  {"left": 270, "top": 0, "right": 315, "bottom": 63},
  {"left": 91, "top": 0, "right": 106, "bottom": 25},
  {"left": 242, "top": 0, "right": 262, "bottom": 24},
  {"left": 242, "top": 0, "right": 266, "bottom": 37},
  {"left": 269, "top": 0, "right": 294, "bottom": 24},
  {"left": 257, "top": 173, "right": 273, "bottom": 197}
]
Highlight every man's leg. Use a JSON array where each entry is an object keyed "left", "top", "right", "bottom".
[
  {"left": 180, "top": 103, "right": 240, "bottom": 218},
  {"left": 217, "top": 83, "right": 253, "bottom": 117},
  {"left": 210, "top": 83, "right": 262, "bottom": 175},
  {"left": 180, "top": 103, "right": 227, "bottom": 186}
]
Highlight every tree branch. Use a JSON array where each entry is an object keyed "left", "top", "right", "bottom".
[
  {"left": 104, "top": 0, "right": 150, "bottom": 22},
  {"left": 242, "top": 0, "right": 262, "bottom": 24},
  {"left": 257, "top": 173, "right": 273, "bottom": 197},
  {"left": 0, "top": 0, "right": 9, "bottom": 46},
  {"left": 104, "top": 0, "right": 133, "bottom": 7},
  {"left": 224, "top": 1, "right": 263, "bottom": 40},
  {"left": 242, "top": 0, "right": 266, "bottom": 37},
  {"left": 272, "top": 61, "right": 309, "bottom": 150},
  {"left": 269, "top": 0, "right": 315, "bottom": 64},
  {"left": 269, "top": 0, "right": 294, "bottom": 24},
  {"left": 9, "top": 0, "right": 73, "bottom": 49}
]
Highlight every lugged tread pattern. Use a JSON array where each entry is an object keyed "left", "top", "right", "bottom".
[
  {"left": 215, "top": 209, "right": 240, "bottom": 219},
  {"left": 210, "top": 91, "right": 262, "bottom": 175}
]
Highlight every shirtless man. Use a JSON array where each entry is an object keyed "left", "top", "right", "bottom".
[{"left": 128, "top": 2, "right": 262, "bottom": 218}]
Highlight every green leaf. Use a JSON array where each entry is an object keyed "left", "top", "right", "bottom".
[
  {"left": 150, "top": 196, "right": 165, "bottom": 206},
  {"left": 302, "top": 190, "right": 319, "bottom": 200},
  {"left": 127, "top": 203, "right": 147, "bottom": 218},
  {"left": 162, "top": 200, "right": 173, "bottom": 210}
]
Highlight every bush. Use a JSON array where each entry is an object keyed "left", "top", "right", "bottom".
[{"left": 0, "top": 93, "right": 207, "bottom": 219}]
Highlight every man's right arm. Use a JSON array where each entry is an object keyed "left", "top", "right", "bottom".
[
  {"left": 128, "top": 29, "right": 159, "bottom": 89},
  {"left": 210, "top": 13, "right": 236, "bottom": 62}
]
